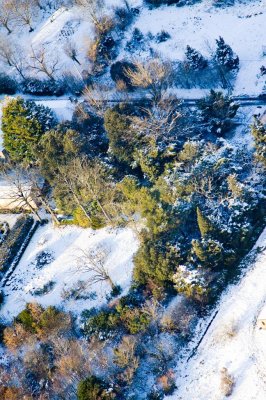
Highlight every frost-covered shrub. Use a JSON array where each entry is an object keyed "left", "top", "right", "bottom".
[
  {"left": 156, "top": 30, "right": 171, "bottom": 43},
  {"left": 172, "top": 265, "right": 209, "bottom": 301},
  {"left": 31, "top": 251, "right": 54, "bottom": 270},
  {"left": 114, "top": 6, "right": 135, "bottom": 30},
  {"left": 145, "top": 0, "right": 181, "bottom": 6},
  {"left": 30, "top": 280, "right": 56, "bottom": 296},
  {"left": 0, "top": 74, "right": 17, "bottom": 94},
  {"left": 125, "top": 28, "right": 145, "bottom": 52},
  {"left": 213, "top": 0, "right": 234, "bottom": 7},
  {"left": 21, "top": 78, "right": 65, "bottom": 96},
  {"left": 61, "top": 281, "right": 97, "bottom": 301},
  {"left": 82, "top": 309, "right": 120, "bottom": 340}
]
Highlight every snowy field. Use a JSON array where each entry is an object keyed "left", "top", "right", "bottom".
[
  {"left": 0, "top": 224, "right": 139, "bottom": 323},
  {"left": 166, "top": 227, "right": 266, "bottom": 400},
  {"left": 126, "top": 0, "right": 266, "bottom": 96}
]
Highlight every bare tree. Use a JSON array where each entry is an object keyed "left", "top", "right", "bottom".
[
  {"left": 0, "top": 167, "right": 42, "bottom": 221},
  {"left": 63, "top": 40, "right": 81, "bottom": 65},
  {"left": 57, "top": 163, "right": 92, "bottom": 224},
  {"left": 113, "top": 336, "right": 139, "bottom": 384},
  {"left": 72, "top": 157, "right": 116, "bottom": 223},
  {"left": 76, "top": 245, "right": 116, "bottom": 290},
  {"left": 12, "top": 0, "right": 37, "bottom": 32},
  {"left": 131, "top": 97, "right": 182, "bottom": 143},
  {"left": 26, "top": 169, "right": 60, "bottom": 224},
  {"left": 0, "top": 0, "right": 15, "bottom": 34},
  {"left": 29, "top": 46, "right": 60, "bottom": 80},
  {"left": 76, "top": 0, "right": 104, "bottom": 30},
  {"left": 0, "top": 36, "right": 27, "bottom": 79},
  {"left": 125, "top": 58, "right": 172, "bottom": 103}
]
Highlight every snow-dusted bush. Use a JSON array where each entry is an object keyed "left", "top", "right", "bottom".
[
  {"left": 0, "top": 73, "right": 17, "bottom": 94},
  {"left": 21, "top": 78, "right": 65, "bottom": 96},
  {"left": 172, "top": 265, "right": 209, "bottom": 301}
]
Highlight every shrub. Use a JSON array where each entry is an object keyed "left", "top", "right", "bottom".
[
  {"left": 119, "top": 305, "right": 151, "bottom": 334},
  {"left": 21, "top": 78, "right": 65, "bottom": 96},
  {"left": 0, "top": 73, "right": 17, "bottom": 94},
  {"left": 197, "top": 90, "right": 239, "bottom": 135},
  {"left": 110, "top": 60, "right": 136, "bottom": 89},
  {"left": 156, "top": 30, "right": 171, "bottom": 43},
  {"left": 83, "top": 309, "right": 120, "bottom": 340},
  {"left": 30, "top": 280, "right": 56, "bottom": 296},
  {"left": 77, "top": 376, "right": 114, "bottom": 400}
]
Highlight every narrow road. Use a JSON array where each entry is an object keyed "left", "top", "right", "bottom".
[{"left": 1, "top": 94, "right": 265, "bottom": 107}]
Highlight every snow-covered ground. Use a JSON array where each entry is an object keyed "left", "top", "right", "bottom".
[
  {"left": 166, "top": 227, "right": 266, "bottom": 400},
  {"left": 0, "top": 224, "right": 139, "bottom": 323},
  {"left": 128, "top": 0, "right": 266, "bottom": 96}
]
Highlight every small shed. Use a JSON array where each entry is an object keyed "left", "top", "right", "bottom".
[{"left": 257, "top": 307, "right": 266, "bottom": 330}]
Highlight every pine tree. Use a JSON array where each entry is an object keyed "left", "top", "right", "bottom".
[
  {"left": 251, "top": 116, "right": 266, "bottom": 167},
  {"left": 185, "top": 45, "right": 208, "bottom": 70},
  {"left": 196, "top": 207, "right": 215, "bottom": 237},
  {"left": 2, "top": 97, "right": 57, "bottom": 163},
  {"left": 215, "top": 36, "right": 239, "bottom": 71},
  {"left": 192, "top": 238, "right": 224, "bottom": 268}
]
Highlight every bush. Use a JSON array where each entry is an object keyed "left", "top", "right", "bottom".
[
  {"left": 0, "top": 74, "right": 17, "bottom": 94},
  {"left": 21, "top": 78, "right": 65, "bottom": 96},
  {"left": 145, "top": 0, "right": 181, "bottom": 6},
  {"left": 156, "top": 30, "right": 171, "bottom": 43},
  {"left": 83, "top": 309, "right": 120, "bottom": 340},
  {"left": 77, "top": 376, "right": 114, "bottom": 400},
  {"left": 110, "top": 60, "right": 136, "bottom": 89},
  {"left": 30, "top": 281, "right": 56, "bottom": 296},
  {"left": 119, "top": 305, "right": 151, "bottom": 334}
]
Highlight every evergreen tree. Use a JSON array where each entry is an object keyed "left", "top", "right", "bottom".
[
  {"left": 196, "top": 207, "right": 215, "bottom": 238},
  {"left": 104, "top": 108, "right": 135, "bottom": 164},
  {"left": 192, "top": 238, "right": 224, "bottom": 268},
  {"left": 2, "top": 97, "right": 57, "bottom": 163},
  {"left": 36, "top": 127, "right": 83, "bottom": 182},
  {"left": 185, "top": 45, "right": 208, "bottom": 70},
  {"left": 251, "top": 117, "right": 266, "bottom": 167},
  {"left": 215, "top": 36, "right": 239, "bottom": 71},
  {"left": 197, "top": 90, "right": 239, "bottom": 135}
]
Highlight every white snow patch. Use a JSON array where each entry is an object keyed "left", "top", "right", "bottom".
[
  {"left": 1, "top": 224, "right": 139, "bottom": 322},
  {"left": 166, "top": 226, "right": 266, "bottom": 400}
]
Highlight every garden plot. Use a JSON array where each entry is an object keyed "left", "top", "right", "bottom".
[{"left": 0, "top": 223, "right": 139, "bottom": 323}]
